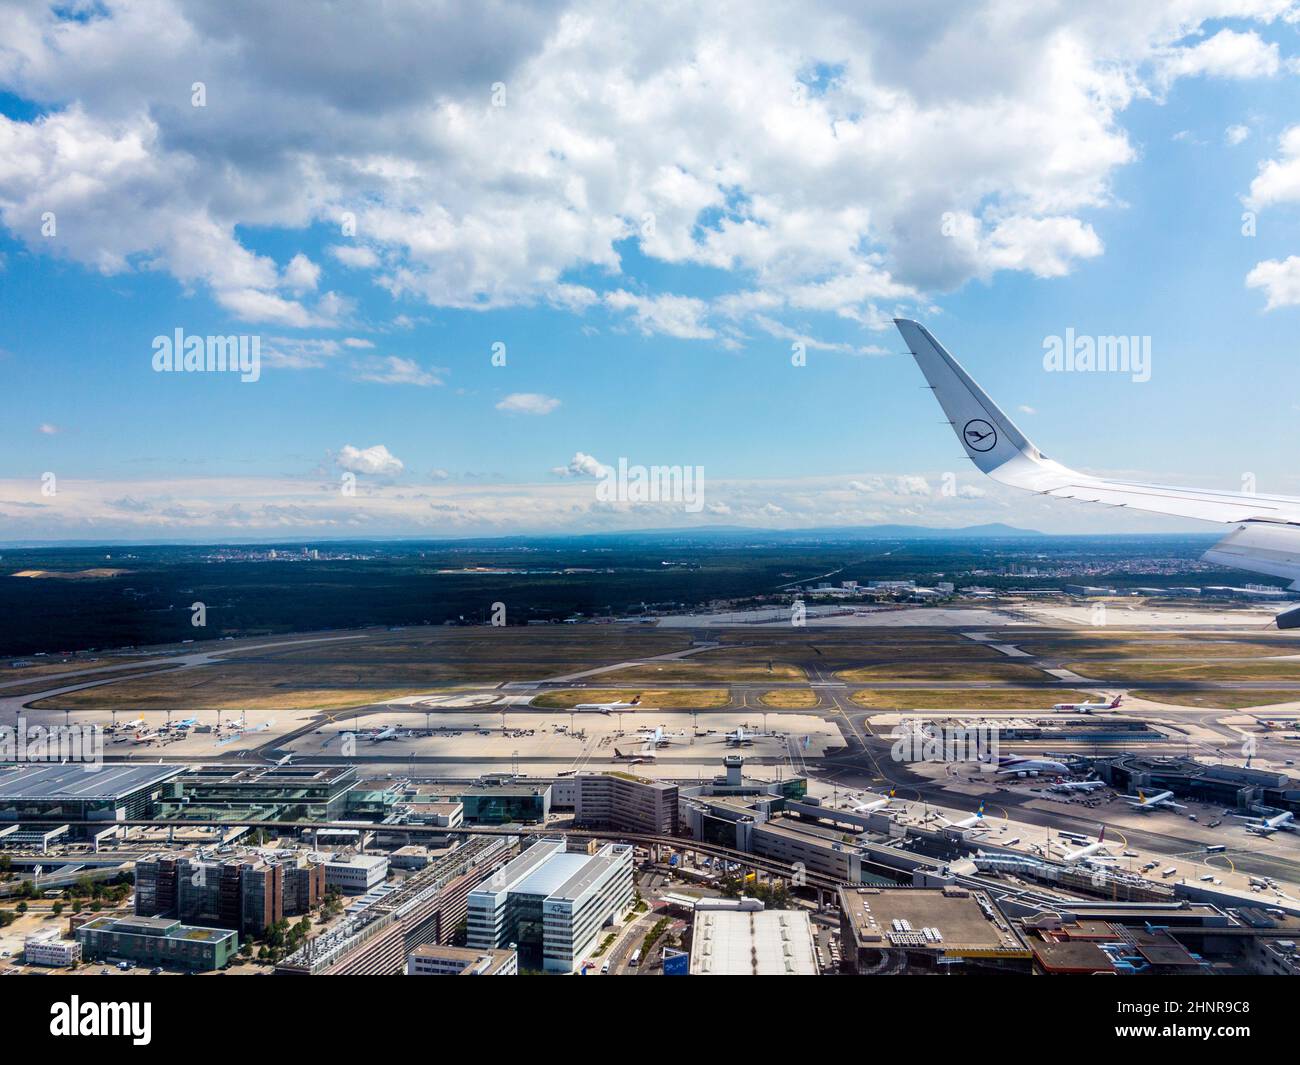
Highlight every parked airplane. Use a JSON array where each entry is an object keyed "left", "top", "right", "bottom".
[
  {"left": 1053, "top": 826, "right": 1112, "bottom": 864},
  {"left": 1122, "top": 789, "right": 1186, "bottom": 813},
  {"left": 368, "top": 725, "right": 399, "bottom": 743},
  {"left": 1235, "top": 810, "right": 1296, "bottom": 836},
  {"left": 612, "top": 746, "right": 656, "bottom": 764},
  {"left": 895, "top": 318, "right": 1300, "bottom": 629},
  {"left": 725, "top": 726, "right": 754, "bottom": 746},
  {"left": 167, "top": 716, "right": 198, "bottom": 730},
  {"left": 850, "top": 790, "right": 899, "bottom": 814},
  {"left": 114, "top": 717, "right": 146, "bottom": 732},
  {"left": 1050, "top": 779, "right": 1107, "bottom": 794},
  {"left": 1052, "top": 695, "right": 1122, "bottom": 714},
  {"left": 129, "top": 730, "right": 159, "bottom": 745},
  {"left": 574, "top": 697, "right": 641, "bottom": 714},
  {"left": 937, "top": 802, "right": 986, "bottom": 830},
  {"left": 990, "top": 755, "right": 1071, "bottom": 778},
  {"left": 638, "top": 725, "right": 678, "bottom": 748}
]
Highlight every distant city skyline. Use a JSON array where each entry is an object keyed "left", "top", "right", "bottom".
[{"left": 4, "top": 4, "right": 1300, "bottom": 540}]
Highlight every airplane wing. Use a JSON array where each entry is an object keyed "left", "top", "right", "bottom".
[{"left": 895, "top": 319, "right": 1300, "bottom": 606}]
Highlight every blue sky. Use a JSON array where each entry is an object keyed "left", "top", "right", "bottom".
[{"left": 3, "top": 2, "right": 1300, "bottom": 540}]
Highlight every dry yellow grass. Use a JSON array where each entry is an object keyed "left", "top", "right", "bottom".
[
  {"left": 530, "top": 688, "right": 730, "bottom": 710},
  {"left": 1134, "top": 690, "right": 1300, "bottom": 710},
  {"left": 850, "top": 689, "right": 1095, "bottom": 711},
  {"left": 759, "top": 689, "right": 819, "bottom": 709},
  {"left": 836, "top": 662, "right": 1044, "bottom": 682}
]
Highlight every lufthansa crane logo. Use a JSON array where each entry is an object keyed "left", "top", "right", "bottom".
[{"left": 963, "top": 419, "right": 997, "bottom": 452}]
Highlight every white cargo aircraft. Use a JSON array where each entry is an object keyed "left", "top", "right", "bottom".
[
  {"left": 1121, "top": 789, "right": 1186, "bottom": 812},
  {"left": 895, "top": 320, "right": 1300, "bottom": 628},
  {"left": 574, "top": 697, "right": 641, "bottom": 714},
  {"left": 1235, "top": 810, "right": 1296, "bottom": 836}
]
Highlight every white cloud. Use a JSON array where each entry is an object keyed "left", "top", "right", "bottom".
[
  {"left": 496, "top": 392, "right": 560, "bottom": 415},
  {"left": 1, "top": 2, "right": 1290, "bottom": 341},
  {"left": 893, "top": 475, "right": 932, "bottom": 497},
  {"left": 603, "top": 290, "right": 715, "bottom": 339},
  {"left": 1246, "top": 125, "right": 1300, "bottom": 210},
  {"left": 1158, "top": 29, "right": 1281, "bottom": 86},
  {"left": 552, "top": 451, "right": 610, "bottom": 478},
  {"left": 282, "top": 253, "right": 321, "bottom": 295},
  {"left": 336, "top": 444, "right": 404, "bottom": 476},
  {"left": 37, "top": 422, "right": 60, "bottom": 435},
  {"left": 1246, "top": 256, "right": 1300, "bottom": 310},
  {"left": 1226, "top": 124, "right": 1250, "bottom": 146},
  {"left": 329, "top": 244, "right": 381, "bottom": 269},
  {"left": 353, "top": 356, "right": 444, "bottom": 386},
  {"left": 1018, "top": 404, "right": 1037, "bottom": 415}
]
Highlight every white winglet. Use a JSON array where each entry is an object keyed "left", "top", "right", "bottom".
[{"left": 894, "top": 319, "right": 1300, "bottom": 609}]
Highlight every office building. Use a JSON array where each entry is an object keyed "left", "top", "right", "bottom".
[
  {"left": 24, "top": 929, "right": 81, "bottom": 967},
  {"left": 574, "top": 772, "right": 677, "bottom": 834},
  {"left": 325, "top": 853, "right": 389, "bottom": 894},
  {"left": 76, "top": 915, "right": 239, "bottom": 971},
  {"left": 406, "top": 944, "right": 518, "bottom": 975},
  {"left": 467, "top": 838, "right": 633, "bottom": 973}
]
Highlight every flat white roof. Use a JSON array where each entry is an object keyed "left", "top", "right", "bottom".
[{"left": 690, "top": 910, "right": 818, "bottom": 976}]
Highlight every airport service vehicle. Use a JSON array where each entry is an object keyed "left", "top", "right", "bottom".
[
  {"left": 574, "top": 697, "right": 641, "bottom": 715},
  {"left": 1234, "top": 809, "right": 1297, "bottom": 836},
  {"left": 1051, "top": 695, "right": 1122, "bottom": 714},
  {"left": 896, "top": 319, "right": 1300, "bottom": 629},
  {"left": 1121, "top": 789, "right": 1187, "bottom": 813}
]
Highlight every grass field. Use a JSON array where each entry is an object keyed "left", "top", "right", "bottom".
[
  {"left": 759, "top": 689, "right": 820, "bottom": 708},
  {"left": 1069, "top": 661, "right": 1300, "bottom": 681},
  {"left": 1134, "top": 690, "right": 1300, "bottom": 710},
  {"left": 32, "top": 663, "right": 476, "bottom": 714},
  {"left": 836, "top": 661, "right": 1045, "bottom": 682},
  {"left": 1026, "top": 637, "right": 1300, "bottom": 659},
  {"left": 851, "top": 689, "right": 1096, "bottom": 710},
  {"left": 599, "top": 661, "right": 804, "bottom": 681},
  {"left": 529, "top": 688, "right": 730, "bottom": 709}
]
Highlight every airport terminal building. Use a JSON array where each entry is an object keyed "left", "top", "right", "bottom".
[{"left": 467, "top": 837, "right": 633, "bottom": 973}]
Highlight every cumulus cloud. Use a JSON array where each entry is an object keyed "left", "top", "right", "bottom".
[
  {"left": 336, "top": 443, "right": 404, "bottom": 476},
  {"left": 552, "top": 452, "right": 610, "bottom": 478},
  {"left": 496, "top": 392, "right": 560, "bottom": 415},
  {"left": 1, "top": 2, "right": 1290, "bottom": 342},
  {"left": 1246, "top": 125, "right": 1300, "bottom": 210},
  {"left": 893, "top": 475, "right": 932, "bottom": 497},
  {"left": 1246, "top": 256, "right": 1300, "bottom": 310},
  {"left": 1226, "top": 124, "right": 1250, "bottom": 146},
  {"left": 1157, "top": 29, "right": 1282, "bottom": 87}
]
